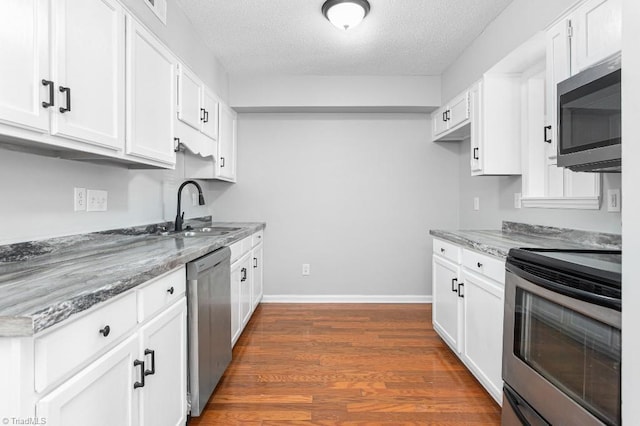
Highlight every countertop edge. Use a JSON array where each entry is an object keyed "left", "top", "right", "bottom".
[{"left": 0, "top": 222, "right": 266, "bottom": 337}]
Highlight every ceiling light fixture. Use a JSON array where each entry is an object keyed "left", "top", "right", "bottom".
[{"left": 322, "top": 0, "right": 370, "bottom": 31}]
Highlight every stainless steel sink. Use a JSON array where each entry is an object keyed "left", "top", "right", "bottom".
[{"left": 173, "top": 227, "right": 242, "bottom": 238}]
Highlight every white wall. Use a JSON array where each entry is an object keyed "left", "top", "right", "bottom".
[
  {"left": 229, "top": 75, "right": 441, "bottom": 112},
  {"left": 441, "top": 0, "right": 576, "bottom": 100},
  {"left": 621, "top": 0, "right": 639, "bottom": 421},
  {"left": 456, "top": 140, "right": 622, "bottom": 233},
  {"left": 0, "top": 149, "right": 210, "bottom": 244},
  {"left": 206, "top": 113, "right": 460, "bottom": 299}
]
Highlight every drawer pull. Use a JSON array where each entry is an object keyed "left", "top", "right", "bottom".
[
  {"left": 457, "top": 282, "right": 465, "bottom": 298},
  {"left": 451, "top": 278, "right": 458, "bottom": 293},
  {"left": 144, "top": 349, "right": 155, "bottom": 376},
  {"left": 253, "top": 257, "right": 258, "bottom": 268},
  {"left": 241, "top": 267, "right": 247, "bottom": 282},
  {"left": 99, "top": 325, "right": 111, "bottom": 337},
  {"left": 167, "top": 286, "right": 175, "bottom": 295},
  {"left": 133, "top": 360, "right": 145, "bottom": 389},
  {"left": 440, "top": 248, "right": 445, "bottom": 253},
  {"left": 477, "top": 262, "right": 483, "bottom": 268}
]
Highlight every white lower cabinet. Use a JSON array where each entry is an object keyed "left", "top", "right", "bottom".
[
  {"left": 230, "top": 230, "right": 264, "bottom": 347},
  {"left": 230, "top": 252, "right": 251, "bottom": 346},
  {"left": 4, "top": 267, "right": 188, "bottom": 426},
  {"left": 432, "top": 255, "right": 461, "bottom": 351},
  {"left": 431, "top": 239, "right": 504, "bottom": 405},
  {"left": 460, "top": 269, "right": 504, "bottom": 403},
  {"left": 138, "top": 300, "right": 187, "bottom": 426},
  {"left": 36, "top": 334, "right": 139, "bottom": 426},
  {"left": 251, "top": 243, "right": 264, "bottom": 310}
]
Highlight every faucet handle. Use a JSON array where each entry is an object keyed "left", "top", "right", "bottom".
[{"left": 181, "top": 212, "right": 185, "bottom": 221}]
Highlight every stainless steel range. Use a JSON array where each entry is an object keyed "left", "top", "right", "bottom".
[{"left": 502, "top": 248, "right": 621, "bottom": 426}]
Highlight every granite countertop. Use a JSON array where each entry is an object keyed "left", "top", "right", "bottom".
[
  {"left": 0, "top": 217, "right": 265, "bottom": 337},
  {"left": 430, "top": 221, "right": 621, "bottom": 259}
]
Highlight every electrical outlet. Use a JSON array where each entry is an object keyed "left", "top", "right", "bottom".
[
  {"left": 87, "top": 189, "right": 108, "bottom": 212},
  {"left": 607, "top": 189, "right": 621, "bottom": 212},
  {"left": 74, "top": 187, "right": 86, "bottom": 211},
  {"left": 514, "top": 193, "right": 522, "bottom": 209},
  {"left": 302, "top": 264, "right": 310, "bottom": 276},
  {"left": 473, "top": 197, "right": 480, "bottom": 211}
]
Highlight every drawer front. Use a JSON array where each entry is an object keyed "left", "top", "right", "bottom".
[
  {"left": 35, "top": 291, "right": 137, "bottom": 392},
  {"left": 433, "top": 239, "right": 461, "bottom": 264},
  {"left": 252, "top": 230, "right": 264, "bottom": 247},
  {"left": 137, "top": 267, "right": 186, "bottom": 322},
  {"left": 230, "top": 236, "right": 252, "bottom": 263},
  {"left": 462, "top": 249, "right": 505, "bottom": 284}
]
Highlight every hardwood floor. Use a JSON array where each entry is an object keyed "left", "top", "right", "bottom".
[{"left": 189, "top": 304, "right": 501, "bottom": 425}]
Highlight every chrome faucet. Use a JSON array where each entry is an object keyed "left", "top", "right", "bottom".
[{"left": 175, "top": 180, "right": 205, "bottom": 232}]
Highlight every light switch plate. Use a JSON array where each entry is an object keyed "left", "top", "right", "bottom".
[
  {"left": 87, "top": 189, "right": 108, "bottom": 212},
  {"left": 514, "top": 193, "right": 522, "bottom": 209},
  {"left": 302, "top": 264, "right": 310, "bottom": 276},
  {"left": 473, "top": 197, "right": 480, "bottom": 211}
]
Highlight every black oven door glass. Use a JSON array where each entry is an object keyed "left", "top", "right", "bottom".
[
  {"left": 514, "top": 288, "right": 621, "bottom": 425},
  {"left": 559, "top": 69, "right": 621, "bottom": 154}
]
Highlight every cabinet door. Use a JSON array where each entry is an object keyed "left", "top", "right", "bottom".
[
  {"left": 51, "top": 0, "right": 125, "bottom": 151},
  {"left": 139, "top": 300, "right": 187, "bottom": 426},
  {"left": 230, "top": 261, "right": 242, "bottom": 347},
  {"left": 461, "top": 270, "right": 504, "bottom": 404},
  {"left": 251, "top": 243, "right": 264, "bottom": 310},
  {"left": 201, "top": 88, "right": 220, "bottom": 141},
  {"left": 239, "top": 255, "right": 253, "bottom": 328},
  {"left": 177, "top": 64, "right": 202, "bottom": 131},
  {"left": 469, "top": 82, "right": 483, "bottom": 173},
  {"left": 546, "top": 19, "right": 572, "bottom": 160},
  {"left": 125, "top": 16, "right": 176, "bottom": 166},
  {"left": 447, "top": 91, "right": 470, "bottom": 129},
  {"left": 432, "top": 255, "right": 461, "bottom": 352},
  {"left": 0, "top": 0, "right": 50, "bottom": 132},
  {"left": 217, "top": 103, "right": 237, "bottom": 181},
  {"left": 432, "top": 106, "right": 448, "bottom": 136},
  {"left": 36, "top": 334, "right": 138, "bottom": 426},
  {"left": 572, "top": 0, "right": 621, "bottom": 73}
]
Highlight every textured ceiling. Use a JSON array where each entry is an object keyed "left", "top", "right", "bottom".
[{"left": 175, "top": 0, "right": 515, "bottom": 76}]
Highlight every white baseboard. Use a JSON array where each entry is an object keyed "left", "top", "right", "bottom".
[{"left": 261, "top": 295, "right": 432, "bottom": 304}]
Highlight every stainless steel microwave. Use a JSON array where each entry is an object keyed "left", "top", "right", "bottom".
[{"left": 557, "top": 53, "right": 621, "bottom": 172}]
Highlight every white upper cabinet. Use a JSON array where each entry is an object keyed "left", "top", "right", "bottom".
[
  {"left": 0, "top": 0, "right": 125, "bottom": 151},
  {"left": 571, "top": 0, "right": 622, "bottom": 73},
  {"left": 177, "top": 64, "right": 203, "bottom": 131},
  {"left": 469, "top": 75, "right": 522, "bottom": 176},
  {"left": 51, "top": 0, "right": 125, "bottom": 151},
  {"left": 201, "top": 88, "right": 220, "bottom": 141},
  {"left": 0, "top": 0, "right": 50, "bottom": 133},
  {"left": 432, "top": 90, "right": 470, "bottom": 140},
  {"left": 125, "top": 15, "right": 177, "bottom": 166},
  {"left": 216, "top": 103, "right": 237, "bottom": 182},
  {"left": 177, "top": 64, "right": 220, "bottom": 142},
  {"left": 545, "top": 19, "right": 572, "bottom": 160}
]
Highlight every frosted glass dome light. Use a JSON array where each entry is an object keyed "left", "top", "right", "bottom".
[{"left": 322, "top": 0, "right": 371, "bottom": 31}]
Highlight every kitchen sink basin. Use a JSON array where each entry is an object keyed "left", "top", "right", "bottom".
[{"left": 171, "top": 227, "right": 242, "bottom": 238}]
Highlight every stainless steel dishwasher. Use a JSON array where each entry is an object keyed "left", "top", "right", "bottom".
[{"left": 186, "top": 246, "right": 232, "bottom": 417}]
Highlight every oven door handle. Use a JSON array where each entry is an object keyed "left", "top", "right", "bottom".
[{"left": 506, "top": 262, "right": 621, "bottom": 311}]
